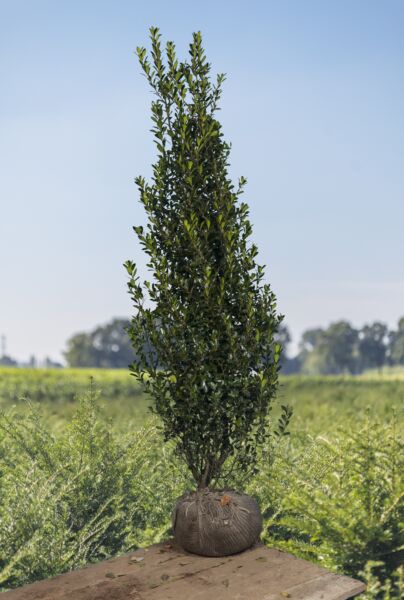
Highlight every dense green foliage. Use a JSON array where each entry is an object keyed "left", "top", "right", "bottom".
[
  {"left": 126, "top": 28, "right": 285, "bottom": 488},
  {"left": 252, "top": 415, "right": 403, "bottom": 580},
  {"left": 0, "top": 382, "right": 402, "bottom": 597},
  {"left": 0, "top": 390, "right": 189, "bottom": 590}
]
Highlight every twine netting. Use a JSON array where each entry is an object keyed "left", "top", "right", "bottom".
[{"left": 172, "top": 489, "right": 262, "bottom": 556}]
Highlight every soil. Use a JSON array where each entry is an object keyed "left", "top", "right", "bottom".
[{"left": 3, "top": 540, "right": 365, "bottom": 600}]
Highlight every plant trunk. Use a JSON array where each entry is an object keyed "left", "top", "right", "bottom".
[{"left": 198, "top": 460, "right": 212, "bottom": 490}]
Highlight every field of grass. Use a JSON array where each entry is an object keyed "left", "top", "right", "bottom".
[
  {"left": 0, "top": 367, "right": 403, "bottom": 597},
  {"left": 0, "top": 367, "right": 149, "bottom": 429},
  {"left": 0, "top": 367, "right": 402, "bottom": 434}
]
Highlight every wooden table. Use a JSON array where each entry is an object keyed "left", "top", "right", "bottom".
[{"left": 3, "top": 541, "right": 366, "bottom": 600}]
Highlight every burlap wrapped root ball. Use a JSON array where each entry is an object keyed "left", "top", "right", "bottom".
[{"left": 172, "top": 489, "right": 263, "bottom": 556}]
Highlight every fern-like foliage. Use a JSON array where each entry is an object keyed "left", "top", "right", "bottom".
[
  {"left": 0, "top": 386, "right": 190, "bottom": 590},
  {"left": 249, "top": 412, "right": 403, "bottom": 593}
]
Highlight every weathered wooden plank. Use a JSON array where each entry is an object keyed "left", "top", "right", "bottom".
[
  {"left": 3, "top": 541, "right": 366, "bottom": 599},
  {"left": 263, "top": 573, "right": 367, "bottom": 600}
]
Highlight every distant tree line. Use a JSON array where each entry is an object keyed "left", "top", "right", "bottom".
[
  {"left": 4, "top": 318, "right": 403, "bottom": 372},
  {"left": 0, "top": 355, "right": 18, "bottom": 367},
  {"left": 63, "top": 319, "right": 135, "bottom": 368},
  {"left": 64, "top": 317, "right": 404, "bottom": 375},
  {"left": 279, "top": 318, "right": 404, "bottom": 375}
]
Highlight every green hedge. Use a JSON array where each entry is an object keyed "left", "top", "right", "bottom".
[{"left": 0, "top": 390, "right": 402, "bottom": 598}]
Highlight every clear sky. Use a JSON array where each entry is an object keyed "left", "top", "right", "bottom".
[{"left": 1, "top": 0, "right": 403, "bottom": 362}]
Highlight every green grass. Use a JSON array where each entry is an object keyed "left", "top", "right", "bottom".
[
  {"left": 359, "top": 366, "right": 404, "bottom": 380},
  {"left": 0, "top": 367, "right": 139, "bottom": 404},
  {"left": 1, "top": 368, "right": 402, "bottom": 433},
  {"left": 279, "top": 375, "right": 404, "bottom": 434},
  {"left": 0, "top": 368, "right": 148, "bottom": 430}
]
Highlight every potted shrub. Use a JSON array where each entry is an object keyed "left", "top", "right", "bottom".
[{"left": 125, "top": 27, "right": 290, "bottom": 557}]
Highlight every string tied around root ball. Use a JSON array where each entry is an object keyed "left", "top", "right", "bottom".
[{"left": 172, "top": 488, "right": 262, "bottom": 557}]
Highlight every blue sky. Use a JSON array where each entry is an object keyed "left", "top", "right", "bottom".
[{"left": 1, "top": 0, "right": 403, "bottom": 362}]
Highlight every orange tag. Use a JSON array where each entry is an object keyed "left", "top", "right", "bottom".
[{"left": 220, "top": 494, "right": 231, "bottom": 506}]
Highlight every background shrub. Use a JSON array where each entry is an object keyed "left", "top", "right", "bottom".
[
  {"left": 0, "top": 387, "right": 189, "bottom": 590},
  {"left": 249, "top": 413, "right": 403, "bottom": 585}
]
